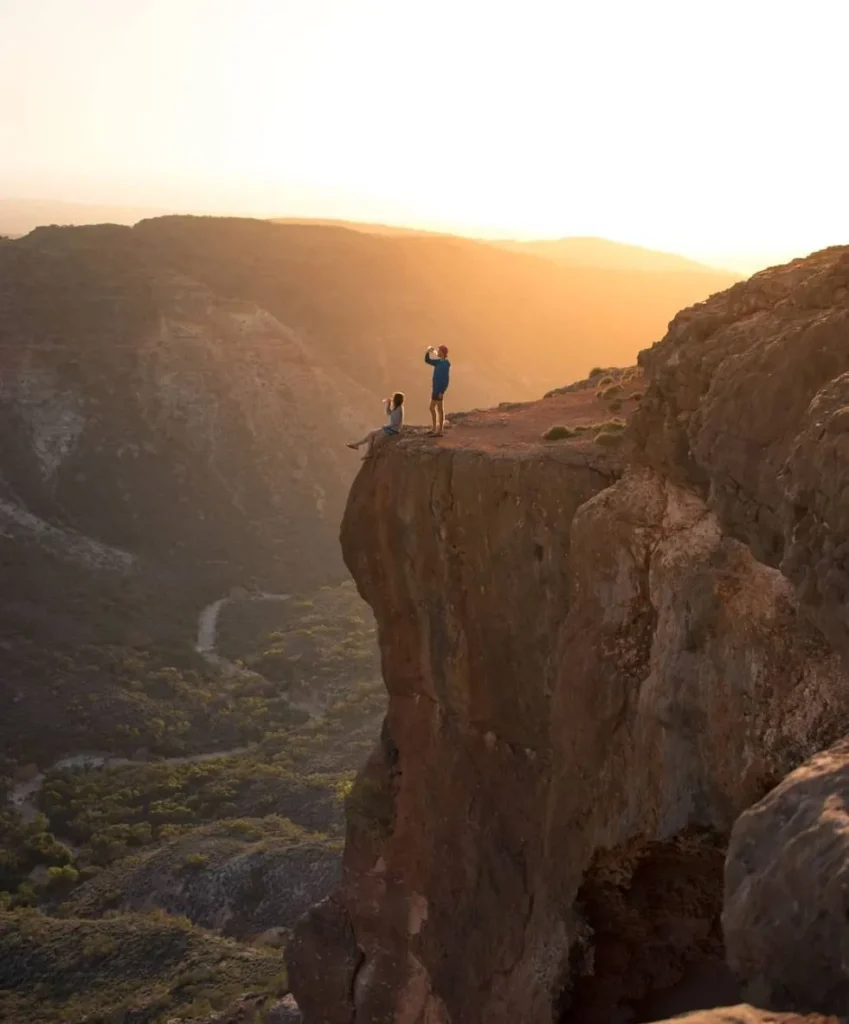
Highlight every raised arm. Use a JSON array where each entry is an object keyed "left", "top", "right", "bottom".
[{"left": 424, "top": 349, "right": 437, "bottom": 366}]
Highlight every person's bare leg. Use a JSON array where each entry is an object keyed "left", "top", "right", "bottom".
[
  {"left": 429, "top": 400, "right": 438, "bottom": 433},
  {"left": 348, "top": 428, "right": 380, "bottom": 450},
  {"left": 435, "top": 399, "right": 445, "bottom": 435},
  {"left": 361, "top": 428, "right": 384, "bottom": 458}
]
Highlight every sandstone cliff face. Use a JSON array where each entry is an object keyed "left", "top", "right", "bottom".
[{"left": 288, "top": 247, "right": 849, "bottom": 1023}]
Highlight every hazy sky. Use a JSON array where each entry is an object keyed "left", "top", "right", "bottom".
[{"left": 1, "top": 0, "right": 847, "bottom": 269}]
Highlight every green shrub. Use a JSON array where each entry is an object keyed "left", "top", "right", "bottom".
[
  {"left": 0, "top": 909, "right": 287, "bottom": 1023},
  {"left": 264, "top": 969, "right": 289, "bottom": 998},
  {"left": 542, "top": 425, "right": 575, "bottom": 441},
  {"left": 46, "top": 864, "right": 80, "bottom": 887},
  {"left": 81, "top": 932, "right": 118, "bottom": 961},
  {"left": 13, "top": 883, "right": 37, "bottom": 907},
  {"left": 183, "top": 853, "right": 209, "bottom": 871},
  {"left": 588, "top": 366, "right": 603, "bottom": 377},
  {"left": 595, "top": 427, "right": 625, "bottom": 446},
  {"left": 345, "top": 773, "right": 395, "bottom": 842}
]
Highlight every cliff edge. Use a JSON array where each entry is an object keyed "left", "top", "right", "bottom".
[{"left": 288, "top": 247, "right": 849, "bottom": 1023}]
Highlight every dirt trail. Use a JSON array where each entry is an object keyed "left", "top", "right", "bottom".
[
  {"left": 9, "top": 746, "right": 255, "bottom": 824},
  {"left": 9, "top": 589, "right": 314, "bottom": 823},
  {"left": 195, "top": 590, "right": 292, "bottom": 665}
]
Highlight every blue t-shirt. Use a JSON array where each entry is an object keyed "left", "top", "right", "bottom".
[{"left": 425, "top": 352, "right": 450, "bottom": 394}]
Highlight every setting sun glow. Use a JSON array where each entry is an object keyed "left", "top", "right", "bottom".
[{"left": 2, "top": 0, "right": 847, "bottom": 271}]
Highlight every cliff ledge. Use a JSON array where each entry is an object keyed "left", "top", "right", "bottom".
[{"left": 289, "top": 247, "right": 849, "bottom": 1024}]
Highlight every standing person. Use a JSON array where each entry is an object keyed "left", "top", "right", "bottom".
[
  {"left": 424, "top": 345, "right": 451, "bottom": 436},
  {"left": 346, "top": 392, "right": 405, "bottom": 458}
]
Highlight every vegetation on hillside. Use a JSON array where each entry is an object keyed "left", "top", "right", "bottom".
[
  {"left": 0, "top": 581, "right": 384, "bottom": 902},
  {"left": 0, "top": 908, "right": 287, "bottom": 1024},
  {"left": 0, "top": 579, "right": 385, "bottom": 1021},
  {"left": 61, "top": 816, "right": 341, "bottom": 925},
  {"left": 3, "top": 635, "right": 308, "bottom": 763},
  {"left": 38, "top": 753, "right": 347, "bottom": 870}
]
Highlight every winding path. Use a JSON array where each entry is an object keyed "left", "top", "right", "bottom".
[
  {"left": 195, "top": 590, "right": 292, "bottom": 674},
  {"left": 8, "top": 590, "right": 303, "bottom": 823},
  {"left": 9, "top": 747, "right": 255, "bottom": 825}
]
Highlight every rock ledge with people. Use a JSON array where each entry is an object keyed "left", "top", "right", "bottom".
[{"left": 291, "top": 245, "right": 849, "bottom": 1024}]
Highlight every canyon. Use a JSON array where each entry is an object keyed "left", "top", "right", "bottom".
[
  {"left": 3, "top": 215, "right": 847, "bottom": 1021},
  {"left": 7, "top": 214, "right": 739, "bottom": 1021},
  {"left": 0, "top": 215, "right": 734, "bottom": 765},
  {"left": 288, "top": 247, "right": 849, "bottom": 1023}
]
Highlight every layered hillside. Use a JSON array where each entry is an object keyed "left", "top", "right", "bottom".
[
  {"left": 288, "top": 247, "right": 849, "bottom": 1023},
  {"left": 0, "top": 908, "right": 290, "bottom": 1023},
  {"left": 133, "top": 216, "right": 738, "bottom": 413},
  {"left": 0, "top": 222, "right": 379, "bottom": 597}
]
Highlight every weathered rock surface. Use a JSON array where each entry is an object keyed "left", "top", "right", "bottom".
[
  {"left": 65, "top": 824, "right": 340, "bottom": 939},
  {"left": 287, "top": 297, "right": 849, "bottom": 1024},
  {"left": 286, "top": 895, "right": 361, "bottom": 1024},
  {"left": 632, "top": 246, "right": 849, "bottom": 658},
  {"left": 194, "top": 992, "right": 302, "bottom": 1024},
  {"left": 724, "top": 739, "right": 849, "bottom": 1015},
  {"left": 649, "top": 1009, "right": 844, "bottom": 1024}
]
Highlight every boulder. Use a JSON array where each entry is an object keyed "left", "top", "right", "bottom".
[{"left": 724, "top": 739, "right": 849, "bottom": 1015}]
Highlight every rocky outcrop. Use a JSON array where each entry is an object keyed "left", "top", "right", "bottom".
[
  {"left": 286, "top": 895, "right": 362, "bottom": 1024},
  {"left": 632, "top": 246, "right": 849, "bottom": 655},
  {"left": 724, "top": 739, "right": 849, "bottom": 1015},
  {"left": 64, "top": 823, "right": 340, "bottom": 939},
  {"left": 285, "top": 246, "right": 849, "bottom": 1024}
]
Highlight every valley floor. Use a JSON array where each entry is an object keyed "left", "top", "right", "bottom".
[{"left": 0, "top": 580, "right": 386, "bottom": 1023}]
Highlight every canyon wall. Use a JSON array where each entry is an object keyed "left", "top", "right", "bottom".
[{"left": 289, "top": 248, "right": 849, "bottom": 1024}]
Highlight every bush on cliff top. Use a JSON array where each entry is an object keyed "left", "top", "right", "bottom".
[
  {"left": 594, "top": 420, "right": 626, "bottom": 446},
  {"left": 543, "top": 425, "right": 576, "bottom": 441}
]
